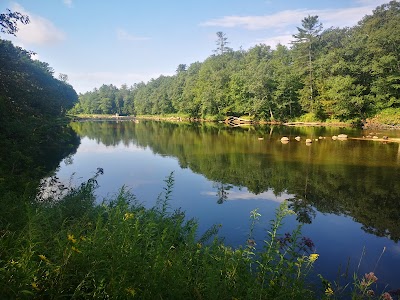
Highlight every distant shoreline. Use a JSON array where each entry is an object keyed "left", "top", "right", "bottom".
[{"left": 70, "top": 114, "right": 400, "bottom": 130}]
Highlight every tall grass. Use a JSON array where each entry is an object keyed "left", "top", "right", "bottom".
[{"left": 0, "top": 172, "right": 396, "bottom": 299}]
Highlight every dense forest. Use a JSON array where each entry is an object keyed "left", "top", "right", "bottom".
[
  {"left": 0, "top": 38, "right": 79, "bottom": 183},
  {"left": 71, "top": 1, "right": 400, "bottom": 125},
  {"left": 0, "top": 13, "right": 80, "bottom": 229}
]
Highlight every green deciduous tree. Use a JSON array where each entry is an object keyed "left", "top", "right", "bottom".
[{"left": 0, "top": 8, "right": 29, "bottom": 36}]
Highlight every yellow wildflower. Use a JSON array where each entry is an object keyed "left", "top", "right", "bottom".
[
  {"left": 325, "top": 287, "right": 334, "bottom": 296},
  {"left": 123, "top": 212, "right": 134, "bottom": 221},
  {"left": 67, "top": 234, "right": 77, "bottom": 243},
  {"left": 71, "top": 246, "right": 81, "bottom": 253},
  {"left": 126, "top": 287, "right": 136, "bottom": 296},
  {"left": 31, "top": 281, "right": 40, "bottom": 291},
  {"left": 10, "top": 259, "right": 18, "bottom": 265},
  {"left": 80, "top": 235, "right": 87, "bottom": 241},
  {"left": 308, "top": 253, "right": 319, "bottom": 263},
  {"left": 286, "top": 209, "right": 296, "bottom": 215},
  {"left": 38, "top": 254, "right": 50, "bottom": 264}
]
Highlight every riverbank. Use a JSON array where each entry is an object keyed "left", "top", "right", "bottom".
[
  {"left": 362, "top": 108, "right": 400, "bottom": 130},
  {"left": 72, "top": 114, "right": 350, "bottom": 127},
  {"left": 70, "top": 113, "right": 400, "bottom": 132},
  {"left": 71, "top": 114, "right": 138, "bottom": 121}
]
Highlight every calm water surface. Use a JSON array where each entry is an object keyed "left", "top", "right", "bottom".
[{"left": 56, "top": 120, "right": 400, "bottom": 289}]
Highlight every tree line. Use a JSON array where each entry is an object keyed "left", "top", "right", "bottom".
[
  {"left": 71, "top": 1, "right": 400, "bottom": 124},
  {"left": 0, "top": 11, "right": 79, "bottom": 192}
]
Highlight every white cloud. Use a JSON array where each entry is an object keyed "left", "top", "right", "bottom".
[
  {"left": 255, "top": 34, "right": 293, "bottom": 48},
  {"left": 63, "top": 0, "right": 73, "bottom": 8},
  {"left": 354, "top": 0, "right": 387, "bottom": 4},
  {"left": 200, "top": 9, "right": 311, "bottom": 30},
  {"left": 200, "top": 4, "right": 383, "bottom": 31},
  {"left": 11, "top": 3, "right": 65, "bottom": 45},
  {"left": 31, "top": 52, "right": 40, "bottom": 60},
  {"left": 201, "top": 188, "right": 293, "bottom": 203},
  {"left": 116, "top": 29, "right": 150, "bottom": 42},
  {"left": 68, "top": 71, "right": 171, "bottom": 93},
  {"left": 200, "top": 1, "right": 389, "bottom": 47}
]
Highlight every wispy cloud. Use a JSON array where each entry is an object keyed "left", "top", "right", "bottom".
[
  {"left": 255, "top": 34, "right": 294, "bottom": 48},
  {"left": 200, "top": 9, "right": 311, "bottom": 30},
  {"left": 201, "top": 4, "right": 385, "bottom": 30},
  {"left": 116, "top": 29, "right": 150, "bottom": 42},
  {"left": 11, "top": 3, "right": 65, "bottom": 45},
  {"left": 201, "top": 188, "right": 293, "bottom": 203},
  {"left": 200, "top": 1, "right": 388, "bottom": 48},
  {"left": 63, "top": 0, "right": 73, "bottom": 8},
  {"left": 354, "top": 0, "right": 387, "bottom": 4}
]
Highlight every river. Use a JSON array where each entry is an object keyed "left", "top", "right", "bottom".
[{"left": 54, "top": 120, "right": 400, "bottom": 290}]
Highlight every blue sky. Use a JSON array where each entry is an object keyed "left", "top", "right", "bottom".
[{"left": 0, "top": 0, "right": 390, "bottom": 93}]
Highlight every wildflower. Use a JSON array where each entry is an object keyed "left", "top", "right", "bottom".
[
  {"left": 325, "top": 287, "right": 334, "bottom": 296},
  {"left": 38, "top": 254, "right": 50, "bottom": 264},
  {"left": 31, "top": 281, "right": 40, "bottom": 291},
  {"left": 71, "top": 246, "right": 81, "bottom": 253},
  {"left": 366, "top": 290, "right": 375, "bottom": 296},
  {"left": 123, "top": 212, "right": 134, "bottom": 221},
  {"left": 301, "top": 237, "right": 315, "bottom": 250},
  {"left": 286, "top": 209, "right": 296, "bottom": 215},
  {"left": 278, "top": 232, "right": 292, "bottom": 247},
  {"left": 308, "top": 253, "right": 319, "bottom": 263},
  {"left": 126, "top": 287, "right": 136, "bottom": 296},
  {"left": 10, "top": 259, "right": 18, "bottom": 265},
  {"left": 365, "top": 272, "right": 378, "bottom": 283},
  {"left": 67, "top": 234, "right": 77, "bottom": 243},
  {"left": 382, "top": 292, "right": 393, "bottom": 300},
  {"left": 361, "top": 279, "right": 367, "bottom": 287},
  {"left": 250, "top": 209, "right": 261, "bottom": 219}
]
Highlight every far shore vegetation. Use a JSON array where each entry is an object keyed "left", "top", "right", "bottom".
[{"left": 70, "top": 2, "right": 400, "bottom": 128}]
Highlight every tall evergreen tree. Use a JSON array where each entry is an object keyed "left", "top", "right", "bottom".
[
  {"left": 292, "top": 15, "right": 323, "bottom": 114},
  {"left": 213, "top": 31, "right": 233, "bottom": 55}
]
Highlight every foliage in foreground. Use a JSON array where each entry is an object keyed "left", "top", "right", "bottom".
[{"left": 0, "top": 172, "right": 397, "bottom": 299}]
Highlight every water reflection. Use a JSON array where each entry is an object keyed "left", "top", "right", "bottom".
[
  {"left": 70, "top": 120, "right": 400, "bottom": 243},
  {"left": 213, "top": 182, "right": 234, "bottom": 204}
]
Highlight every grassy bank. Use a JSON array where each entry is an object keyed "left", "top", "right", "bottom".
[
  {"left": 1, "top": 172, "right": 395, "bottom": 299},
  {"left": 364, "top": 108, "right": 400, "bottom": 129}
]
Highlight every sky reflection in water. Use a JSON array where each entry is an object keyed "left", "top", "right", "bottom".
[{"left": 56, "top": 122, "right": 400, "bottom": 289}]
